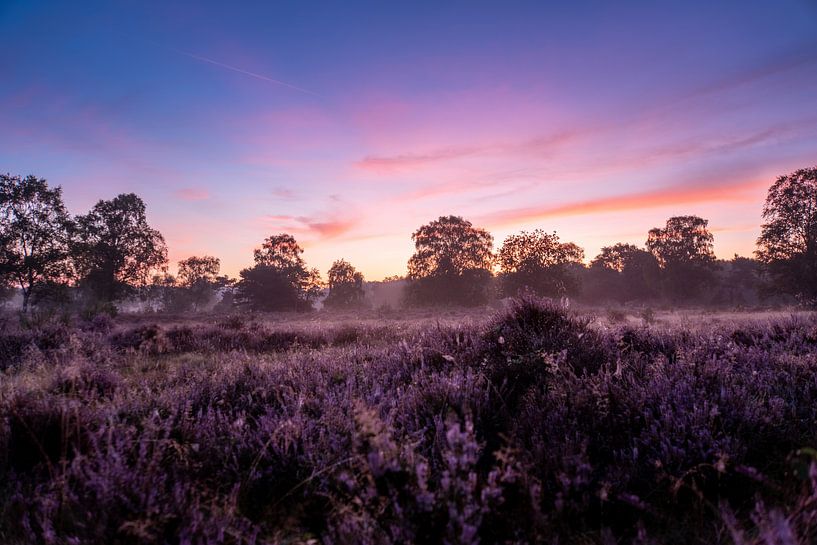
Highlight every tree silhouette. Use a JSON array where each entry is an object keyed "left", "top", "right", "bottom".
[
  {"left": 254, "top": 234, "right": 305, "bottom": 270},
  {"left": 324, "top": 259, "right": 366, "bottom": 309},
  {"left": 237, "top": 234, "right": 321, "bottom": 311},
  {"left": 175, "top": 255, "right": 226, "bottom": 311},
  {"left": 646, "top": 215, "right": 715, "bottom": 301},
  {"left": 71, "top": 193, "right": 168, "bottom": 302},
  {"left": 712, "top": 255, "right": 764, "bottom": 307},
  {"left": 405, "top": 215, "right": 494, "bottom": 306},
  {"left": 498, "top": 229, "right": 584, "bottom": 297},
  {"left": 0, "top": 174, "right": 73, "bottom": 312},
  {"left": 590, "top": 243, "right": 660, "bottom": 302},
  {"left": 756, "top": 167, "right": 817, "bottom": 304},
  {"left": 178, "top": 255, "right": 220, "bottom": 286}
]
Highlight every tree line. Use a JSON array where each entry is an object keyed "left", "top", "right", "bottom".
[{"left": 1, "top": 166, "right": 816, "bottom": 314}]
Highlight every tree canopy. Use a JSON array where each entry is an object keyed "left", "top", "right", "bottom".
[
  {"left": 647, "top": 216, "right": 715, "bottom": 267},
  {"left": 647, "top": 215, "right": 715, "bottom": 300},
  {"left": 324, "top": 259, "right": 365, "bottom": 309},
  {"left": 498, "top": 229, "right": 584, "bottom": 297},
  {"left": 590, "top": 243, "right": 660, "bottom": 302},
  {"left": 405, "top": 216, "right": 494, "bottom": 305},
  {"left": 173, "top": 255, "right": 227, "bottom": 311},
  {"left": 71, "top": 193, "right": 168, "bottom": 302},
  {"left": 177, "top": 255, "right": 221, "bottom": 287},
  {"left": 237, "top": 234, "right": 321, "bottom": 311},
  {"left": 0, "top": 174, "right": 73, "bottom": 311},
  {"left": 756, "top": 166, "right": 817, "bottom": 304}
]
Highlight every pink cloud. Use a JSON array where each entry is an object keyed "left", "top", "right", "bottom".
[
  {"left": 355, "top": 130, "right": 581, "bottom": 173},
  {"left": 479, "top": 178, "right": 767, "bottom": 227},
  {"left": 175, "top": 187, "right": 210, "bottom": 201},
  {"left": 271, "top": 187, "right": 297, "bottom": 199},
  {"left": 356, "top": 145, "right": 481, "bottom": 171},
  {"left": 259, "top": 214, "right": 358, "bottom": 240}
]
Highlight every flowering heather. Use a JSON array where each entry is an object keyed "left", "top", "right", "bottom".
[{"left": 2, "top": 298, "right": 817, "bottom": 544}]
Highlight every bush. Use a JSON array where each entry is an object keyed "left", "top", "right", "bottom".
[
  {"left": 483, "top": 295, "right": 607, "bottom": 375},
  {"left": 3, "top": 300, "right": 817, "bottom": 544}
]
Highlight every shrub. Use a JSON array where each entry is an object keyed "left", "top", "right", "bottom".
[{"left": 2, "top": 299, "right": 817, "bottom": 544}]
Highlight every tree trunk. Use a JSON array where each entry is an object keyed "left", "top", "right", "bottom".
[{"left": 21, "top": 288, "right": 30, "bottom": 314}]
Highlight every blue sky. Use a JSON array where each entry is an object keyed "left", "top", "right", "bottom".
[{"left": 2, "top": 0, "right": 817, "bottom": 278}]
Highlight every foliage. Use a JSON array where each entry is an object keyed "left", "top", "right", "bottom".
[
  {"left": 175, "top": 255, "right": 230, "bottom": 311},
  {"left": 0, "top": 174, "right": 73, "bottom": 312},
  {"left": 589, "top": 243, "right": 661, "bottom": 302},
  {"left": 178, "top": 255, "right": 221, "bottom": 287},
  {"left": 498, "top": 229, "right": 584, "bottom": 297},
  {"left": 71, "top": 193, "right": 168, "bottom": 302},
  {"left": 711, "top": 255, "right": 766, "bottom": 307},
  {"left": 236, "top": 234, "right": 321, "bottom": 311},
  {"left": 647, "top": 215, "right": 716, "bottom": 301},
  {"left": 756, "top": 166, "right": 817, "bottom": 305},
  {"left": 405, "top": 215, "right": 494, "bottom": 306},
  {"left": 3, "top": 300, "right": 817, "bottom": 544},
  {"left": 324, "top": 259, "right": 366, "bottom": 309}
]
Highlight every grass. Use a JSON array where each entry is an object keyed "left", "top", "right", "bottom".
[{"left": 1, "top": 298, "right": 817, "bottom": 544}]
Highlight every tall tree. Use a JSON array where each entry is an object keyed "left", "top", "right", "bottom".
[
  {"left": 178, "top": 255, "right": 221, "bottom": 287},
  {"left": 590, "top": 243, "right": 660, "bottom": 302},
  {"left": 71, "top": 193, "right": 168, "bottom": 302},
  {"left": 756, "top": 167, "right": 817, "bottom": 304},
  {"left": 405, "top": 215, "right": 494, "bottom": 306},
  {"left": 254, "top": 234, "right": 305, "bottom": 270},
  {"left": 646, "top": 215, "right": 715, "bottom": 301},
  {"left": 712, "top": 255, "right": 764, "bottom": 307},
  {"left": 0, "top": 174, "right": 73, "bottom": 312},
  {"left": 237, "top": 234, "right": 321, "bottom": 311},
  {"left": 175, "top": 255, "right": 226, "bottom": 311},
  {"left": 498, "top": 229, "right": 584, "bottom": 297},
  {"left": 324, "top": 259, "right": 365, "bottom": 309}
]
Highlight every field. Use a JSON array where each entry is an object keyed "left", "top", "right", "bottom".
[{"left": 2, "top": 299, "right": 817, "bottom": 544}]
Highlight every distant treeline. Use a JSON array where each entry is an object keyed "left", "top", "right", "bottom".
[{"left": 1, "top": 167, "right": 816, "bottom": 314}]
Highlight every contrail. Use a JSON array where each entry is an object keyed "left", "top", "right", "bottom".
[{"left": 172, "top": 48, "right": 319, "bottom": 97}]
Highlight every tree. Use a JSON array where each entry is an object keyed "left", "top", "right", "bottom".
[
  {"left": 498, "top": 229, "right": 584, "bottom": 297},
  {"left": 712, "top": 255, "right": 764, "bottom": 307},
  {"left": 236, "top": 234, "right": 321, "bottom": 311},
  {"left": 71, "top": 193, "right": 168, "bottom": 302},
  {"left": 646, "top": 215, "right": 715, "bottom": 301},
  {"left": 590, "top": 243, "right": 660, "bottom": 302},
  {"left": 0, "top": 174, "right": 73, "bottom": 312},
  {"left": 405, "top": 216, "right": 494, "bottom": 306},
  {"left": 178, "top": 255, "right": 220, "bottom": 286},
  {"left": 144, "top": 271, "right": 178, "bottom": 312},
  {"left": 175, "top": 255, "right": 226, "bottom": 311},
  {"left": 324, "top": 259, "right": 366, "bottom": 309},
  {"left": 756, "top": 167, "right": 817, "bottom": 304}
]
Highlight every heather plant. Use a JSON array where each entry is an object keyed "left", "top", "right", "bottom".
[{"left": 2, "top": 298, "right": 817, "bottom": 544}]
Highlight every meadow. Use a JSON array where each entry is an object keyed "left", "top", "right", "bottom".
[{"left": 2, "top": 299, "right": 817, "bottom": 545}]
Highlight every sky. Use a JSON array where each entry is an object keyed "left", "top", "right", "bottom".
[{"left": 2, "top": 0, "right": 817, "bottom": 280}]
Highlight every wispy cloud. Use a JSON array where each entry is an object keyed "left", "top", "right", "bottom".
[
  {"left": 479, "top": 179, "right": 766, "bottom": 227},
  {"left": 259, "top": 214, "right": 357, "bottom": 239},
  {"left": 175, "top": 187, "right": 210, "bottom": 201},
  {"left": 678, "top": 41, "right": 817, "bottom": 104},
  {"left": 301, "top": 218, "right": 357, "bottom": 238},
  {"left": 355, "top": 131, "right": 579, "bottom": 172},
  {"left": 356, "top": 145, "right": 481, "bottom": 171},
  {"left": 172, "top": 48, "right": 319, "bottom": 97},
  {"left": 271, "top": 187, "right": 297, "bottom": 200}
]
